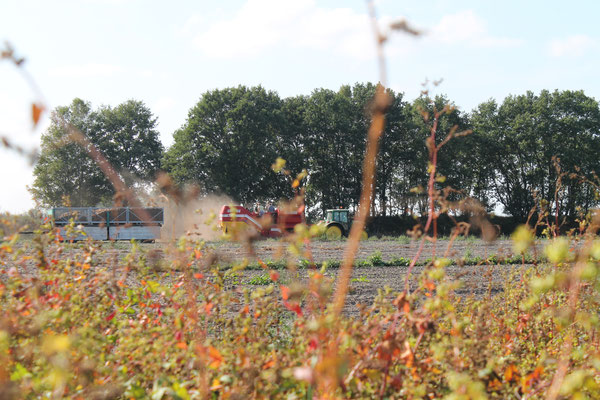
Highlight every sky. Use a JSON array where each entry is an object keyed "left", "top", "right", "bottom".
[{"left": 1, "top": 0, "right": 599, "bottom": 213}]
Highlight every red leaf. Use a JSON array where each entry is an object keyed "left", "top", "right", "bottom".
[
  {"left": 283, "top": 300, "right": 303, "bottom": 316},
  {"left": 270, "top": 271, "right": 279, "bottom": 282},
  {"left": 105, "top": 311, "right": 116, "bottom": 321}
]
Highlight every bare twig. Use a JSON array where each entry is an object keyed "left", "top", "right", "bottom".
[{"left": 404, "top": 110, "right": 440, "bottom": 292}]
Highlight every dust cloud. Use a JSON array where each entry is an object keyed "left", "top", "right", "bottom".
[{"left": 159, "top": 194, "right": 234, "bottom": 242}]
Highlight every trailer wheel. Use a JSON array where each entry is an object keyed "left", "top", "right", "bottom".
[{"left": 326, "top": 225, "right": 342, "bottom": 240}]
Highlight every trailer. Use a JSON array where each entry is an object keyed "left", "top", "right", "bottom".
[{"left": 49, "top": 207, "right": 164, "bottom": 242}]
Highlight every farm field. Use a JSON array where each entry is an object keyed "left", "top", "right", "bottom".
[
  {"left": 12, "top": 236, "right": 531, "bottom": 314},
  {"left": 4, "top": 231, "right": 598, "bottom": 398},
  {"left": 211, "top": 238, "right": 527, "bottom": 311},
  {"left": 210, "top": 237, "right": 520, "bottom": 264}
]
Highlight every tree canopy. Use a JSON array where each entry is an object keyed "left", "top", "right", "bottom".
[
  {"left": 162, "top": 85, "right": 600, "bottom": 220},
  {"left": 162, "top": 86, "right": 287, "bottom": 204},
  {"left": 31, "top": 98, "right": 163, "bottom": 207},
  {"left": 471, "top": 90, "right": 600, "bottom": 218}
]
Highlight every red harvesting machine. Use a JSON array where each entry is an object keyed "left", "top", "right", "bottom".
[{"left": 219, "top": 205, "right": 303, "bottom": 238}]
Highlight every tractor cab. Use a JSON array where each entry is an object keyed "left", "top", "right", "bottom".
[
  {"left": 326, "top": 208, "right": 349, "bottom": 227},
  {"left": 323, "top": 208, "right": 367, "bottom": 240},
  {"left": 324, "top": 208, "right": 350, "bottom": 239}
]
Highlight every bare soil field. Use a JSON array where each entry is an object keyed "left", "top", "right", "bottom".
[
  {"left": 238, "top": 263, "right": 513, "bottom": 316},
  {"left": 10, "top": 238, "right": 537, "bottom": 315},
  {"left": 206, "top": 238, "right": 552, "bottom": 316},
  {"left": 211, "top": 239, "right": 528, "bottom": 314},
  {"left": 210, "top": 238, "right": 524, "bottom": 264},
  {"left": 228, "top": 237, "right": 549, "bottom": 311}
]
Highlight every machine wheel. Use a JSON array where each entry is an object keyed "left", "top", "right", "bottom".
[{"left": 326, "top": 225, "right": 343, "bottom": 240}]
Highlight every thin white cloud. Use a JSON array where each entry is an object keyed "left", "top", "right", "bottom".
[
  {"left": 192, "top": 4, "right": 519, "bottom": 61},
  {"left": 176, "top": 14, "right": 206, "bottom": 38},
  {"left": 48, "top": 63, "right": 122, "bottom": 78},
  {"left": 192, "top": 0, "right": 378, "bottom": 60},
  {"left": 152, "top": 96, "right": 176, "bottom": 113},
  {"left": 430, "top": 10, "right": 522, "bottom": 48},
  {"left": 83, "top": 0, "right": 139, "bottom": 4},
  {"left": 548, "top": 34, "right": 595, "bottom": 57}
]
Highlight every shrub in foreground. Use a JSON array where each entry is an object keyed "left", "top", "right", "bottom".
[{"left": 0, "top": 225, "right": 599, "bottom": 398}]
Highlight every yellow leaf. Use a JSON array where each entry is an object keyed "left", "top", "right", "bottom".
[
  {"left": 544, "top": 237, "right": 569, "bottom": 263},
  {"left": 512, "top": 225, "right": 533, "bottom": 254},
  {"left": 209, "top": 378, "right": 222, "bottom": 391},
  {"left": 271, "top": 157, "right": 286, "bottom": 173},
  {"left": 42, "top": 334, "right": 70, "bottom": 355}
]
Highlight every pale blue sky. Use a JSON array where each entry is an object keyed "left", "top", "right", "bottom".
[{"left": 1, "top": 0, "right": 599, "bottom": 213}]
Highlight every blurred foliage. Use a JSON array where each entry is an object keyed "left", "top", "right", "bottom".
[
  {"left": 1, "top": 215, "right": 600, "bottom": 398},
  {"left": 0, "top": 210, "right": 44, "bottom": 236}
]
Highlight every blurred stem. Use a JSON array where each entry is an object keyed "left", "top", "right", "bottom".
[{"left": 331, "top": 1, "right": 389, "bottom": 317}]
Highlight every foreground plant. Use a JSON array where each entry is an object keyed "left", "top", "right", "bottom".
[{"left": 1, "top": 218, "right": 599, "bottom": 399}]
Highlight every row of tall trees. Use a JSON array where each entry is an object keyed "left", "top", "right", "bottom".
[
  {"left": 161, "top": 84, "right": 473, "bottom": 217},
  {"left": 31, "top": 85, "right": 600, "bottom": 221}
]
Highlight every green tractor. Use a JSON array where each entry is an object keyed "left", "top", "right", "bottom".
[{"left": 323, "top": 208, "right": 368, "bottom": 240}]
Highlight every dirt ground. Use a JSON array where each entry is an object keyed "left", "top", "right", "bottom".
[
  {"left": 209, "top": 238, "right": 528, "bottom": 314},
  {"left": 237, "top": 263, "right": 515, "bottom": 315},
  {"left": 9, "top": 238, "right": 538, "bottom": 315},
  {"left": 210, "top": 238, "right": 520, "bottom": 263}
]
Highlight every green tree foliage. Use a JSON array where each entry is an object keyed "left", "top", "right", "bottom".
[
  {"left": 162, "top": 86, "right": 286, "bottom": 204},
  {"left": 279, "top": 95, "right": 310, "bottom": 178},
  {"left": 162, "top": 85, "right": 600, "bottom": 220},
  {"left": 91, "top": 100, "right": 163, "bottom": 186},
  {"left": 375, "top": 89, "right": 414, "bottom": 216},
  {"left": 303, "top": 85, "right": 368, "bottom": 214},
  {"left": 31, "top": 98, "right": 163, "bottom": 207},
  {"left": 403, "top": 95, "right": 483, "bottom": 214},
  {"left": 298, "top": 83, "right": 414, "bottom": 217},
  {"left": 471, "top": 90, "right": 600, "bottom": 218}
]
